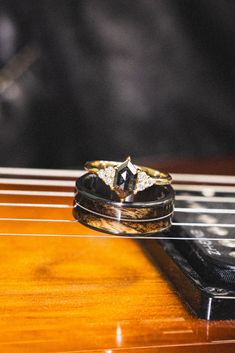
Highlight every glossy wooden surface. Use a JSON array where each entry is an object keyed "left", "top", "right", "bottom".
[{"left": 0, "top": 169, "right": 234, "bottom": 352}]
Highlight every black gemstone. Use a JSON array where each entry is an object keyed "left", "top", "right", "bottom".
[{"left": 114, "top": 158, "right": 137, "bottom": 198}]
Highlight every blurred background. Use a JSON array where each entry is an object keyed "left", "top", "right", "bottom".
[{"left": 0, "top": 0, "right": 234, "bottom": 171}]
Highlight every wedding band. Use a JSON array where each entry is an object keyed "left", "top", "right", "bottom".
[
  {"left": 73, "top": 172, "right": 175, "bottom": 235},
  {"left": 85, "top": 157, "right": 172, "bottom": 200}
]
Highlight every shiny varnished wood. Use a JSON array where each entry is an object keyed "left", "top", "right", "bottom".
[{"left": 0, "top": 169, "right": 234, "bottom": 352}]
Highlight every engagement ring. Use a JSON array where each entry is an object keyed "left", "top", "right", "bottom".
[{"left": 85, "top": 157, "right": 172, "bottom": 200}]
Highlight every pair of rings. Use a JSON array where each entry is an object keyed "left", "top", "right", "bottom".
[{"left": 74, "top": 157, "right": 174, "bottom": 235}]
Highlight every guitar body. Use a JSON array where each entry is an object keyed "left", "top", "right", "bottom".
[{"left": 0, "top": 167, "right": 234, "bottom": 352}]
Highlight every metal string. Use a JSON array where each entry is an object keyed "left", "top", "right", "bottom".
[
  {"left": 0, "top": 189, "right": 234, "bottom": 204},
  {"left": 0, "top": 167, "right": 235, "bottom": 184},
  {"left": 0, "top": 177, "right": 235, "bottom": 190},
  {"left": 0, "top": 202, "right": 235, "bottom": 214},
  {"left": 0, "top": 232, "right": 233, "bottom": 241}
]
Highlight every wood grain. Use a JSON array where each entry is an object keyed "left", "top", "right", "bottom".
[{"left": 0, "top": 176, "right": 234, "bottom": 353}]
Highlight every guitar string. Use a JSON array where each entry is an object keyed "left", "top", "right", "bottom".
[
  {"left": 0, "top": 232, "right": 233, "bottom": 241},
  {"left": 0, "top": 217, "right": 234, "bottom": 228},
  {"left": 0, "top": 183, "right": 234, "bottom": 198},
  {"left": 0, "top": 202, "right": 234, "bottom": 214},
  {"left": 0, "top": 191, "right": 234, "bottom": 216},
  {"left": 1, "top": 167, "right": 235, "bottom": 184},
  {"left": 0, "top": 189, "right": 234, "bottom": 203},
  {"left": 0, "top": 177, "right": 235, "bottom": 193},
  {"left": 175, "top": 196, "right": 235, "bottom": 203}
]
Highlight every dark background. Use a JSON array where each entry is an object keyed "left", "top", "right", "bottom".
[{"left": 0, "top": 0, "right": 235, "bottom": 169}]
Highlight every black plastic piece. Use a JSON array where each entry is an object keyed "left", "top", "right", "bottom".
[{"left": 140, "top": 232, "right": 235, "bottom": 320}]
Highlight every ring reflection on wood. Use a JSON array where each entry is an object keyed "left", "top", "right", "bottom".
[{"left": 73, "top": 173, "right": 175, "bottom": 235}]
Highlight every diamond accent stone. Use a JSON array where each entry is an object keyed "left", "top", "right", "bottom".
[
  {"left": 135, "top": 171, "right": 155, "bottom": 192},
  {"left": 104, "top": 177, "right": 113, "bottom": 185},
  {"left": 138, "top": 182, "right": 146, "bottom": 191},
  {"left": 106, "top": 166, "right": 115, "bottom": 177},
  {"left": 147, "top": 177, "right": 154, "bottom": 186},
  {"left": 98, "top": 169, "right": 105, "bottom": 179},
  {"left": 138, "top": 171, "right": 147, "bottom": 181},
  {"left": 98, "top": 167, "right": 115, "bottom": 187}
]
